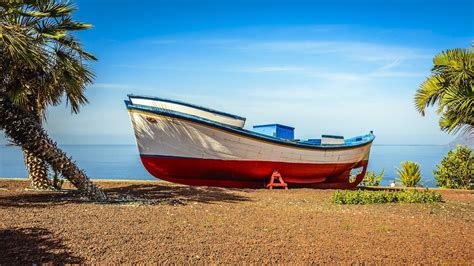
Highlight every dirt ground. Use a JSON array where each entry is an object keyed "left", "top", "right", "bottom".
[{"left": 0, "top": 179, "right": 472, "bottom": 264}]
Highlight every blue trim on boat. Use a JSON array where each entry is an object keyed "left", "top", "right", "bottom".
[
  {"left": 127, "top": 94, "right": 246, "bottom": 121},
  {"left": 125, "top": 101, "right": 375, "bottom": 150}
]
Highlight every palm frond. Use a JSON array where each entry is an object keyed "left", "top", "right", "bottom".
[
  {"left": 414, "top": 75, "right": 446, "bottom": 115},
  {"left": 1, "top": 0, "right": 97, "bottom": 118},
  {"left": 416, "top": 48, "right": 474, "bottom": 133}
]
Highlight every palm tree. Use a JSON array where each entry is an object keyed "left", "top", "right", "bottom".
[
  {"left": 415, "top": 48, "right": 474, "bottom": 134},
  {"left": 3, "top": 0, "right": 97, "bottom": 190},
  {"left": 0, "top": 0, "right": 106, "bottom": 200}
]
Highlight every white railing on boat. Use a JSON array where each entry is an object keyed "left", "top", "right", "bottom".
[{"left": 128, "top": 95, "right": 246, "bottom": 128}]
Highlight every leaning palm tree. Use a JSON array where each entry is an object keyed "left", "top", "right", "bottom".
[
  {"left": 415, "top": 48, "right": 474, "bottom": 134},
  {"left": 3, "top": 0, "right": 96, "bottom": 190},
  {"left": 0, "top": 0, "right": 106, "bottom": 200}
]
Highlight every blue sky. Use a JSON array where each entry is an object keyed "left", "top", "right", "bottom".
[{"left": 5, "top": 0, "right": 474, "bottom": 145}]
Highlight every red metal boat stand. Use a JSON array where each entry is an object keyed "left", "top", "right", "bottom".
[{"left": 266, "top": 170, "right": 288, "bottom": 190}]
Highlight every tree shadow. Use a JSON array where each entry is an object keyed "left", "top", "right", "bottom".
[
  {"left": 103, "top": 184, "right": 252, "bottom": 205},
  {"left": 0, "top": 227, "right": 83, "bottom": 264},
  {"left": 0, "top": 191, "right": 75, "bottom": 209},
  {"left": 0, "top": 183, "right": 252, "bottom": 207}
]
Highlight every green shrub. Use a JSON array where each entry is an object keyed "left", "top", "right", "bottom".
[
  {"left": 331, "top": 189, "right": 443, "bottom": 205},
  {"left": 433, "top": 145, "right": 473, "bottom": 189},
  {"left": 359, "top": 169, "right": 384, "bottom": 187},
  {"left": 395, "top": 161, "right": 422, "bottom": 187}
]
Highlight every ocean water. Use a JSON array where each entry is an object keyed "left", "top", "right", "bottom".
[{"left": 0, "top": 144, "right": 450, "bottom": 187}]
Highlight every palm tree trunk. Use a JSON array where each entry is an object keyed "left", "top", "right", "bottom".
[
  {"left": 22, "top": 147, "right": 52, "bottom": 190},
  {"left": 0, "top": 89, "right": 107, "bottom": 201},
  {"left": 21, "top": 104, "right": 53, "bottom": 190}
]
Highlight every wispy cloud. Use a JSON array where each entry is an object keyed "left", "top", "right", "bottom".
[
  {"left": 122, "top": 26, "right": 433, "bottom": 82},
  {"left": 111, "top": 62, "right": 425, "bottom": 81},
  {"left": 234, "top": 60, "right": 425, "bottom": 80},
  {"left": 242, "top": 40, "right": 431, "bottom": 61},
  {"left": 147, "top": 37, "right": 432, "bottom": 62},
  {"left": 237, "top": 66, "right": 307, "bottom": 73},
  {"left": 369, "top": 70, "right": 426, "bottom": 78},
  {"left": 376, "top": 58, "right": 403, "bottom": 71},
  {"left": 238, "top": 67, "right": 364, "bottom": 80},
  {"left": 111, "top": 64, "right": 222, "bottom": 72}
]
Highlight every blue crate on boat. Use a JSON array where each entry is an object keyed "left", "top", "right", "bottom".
[{"left": 253, "top": 124, "right": 294, "bottom": 140}]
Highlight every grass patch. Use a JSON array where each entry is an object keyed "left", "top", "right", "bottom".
[{"left": 331, "top": 189, "right": 443, "bottom": 205}]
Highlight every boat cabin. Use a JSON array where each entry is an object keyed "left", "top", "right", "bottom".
[{"left": 252, "top": 124, "right": 346, "bottom": 145}]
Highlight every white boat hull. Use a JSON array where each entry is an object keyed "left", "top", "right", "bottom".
[{"left": 127, "top": 107, "right": 374, "bottom": 188}]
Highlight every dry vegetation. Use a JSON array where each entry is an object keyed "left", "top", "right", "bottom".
[{"left": 0, "top": 179, "right": 472, "bottom": 264}]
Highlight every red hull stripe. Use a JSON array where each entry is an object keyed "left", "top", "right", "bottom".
[{"left": 140, "top": 155, "right": 368, "bottom": 189}]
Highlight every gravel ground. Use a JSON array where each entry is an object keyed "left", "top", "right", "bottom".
[{"left": 0, "top": 179, "right": 472, "bottom": 264}]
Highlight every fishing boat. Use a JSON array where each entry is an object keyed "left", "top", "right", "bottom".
[{"left": 125, "top": 95, "right": 375, "bottom": 189}]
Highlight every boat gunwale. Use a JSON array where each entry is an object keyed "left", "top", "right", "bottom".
[
  {"left": 127, "top": 94, "right": 247, "bottom": 121},
  {"left": 125, "top": 101, "right": 375, "bottom": 151}
]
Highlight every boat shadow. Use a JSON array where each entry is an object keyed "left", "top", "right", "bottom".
[
  {"left": 103, "top": 184, "right": 252, "bottom": 205},
  {"left": 0, "top": 227, "right": 83, "bottom": 264}
]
